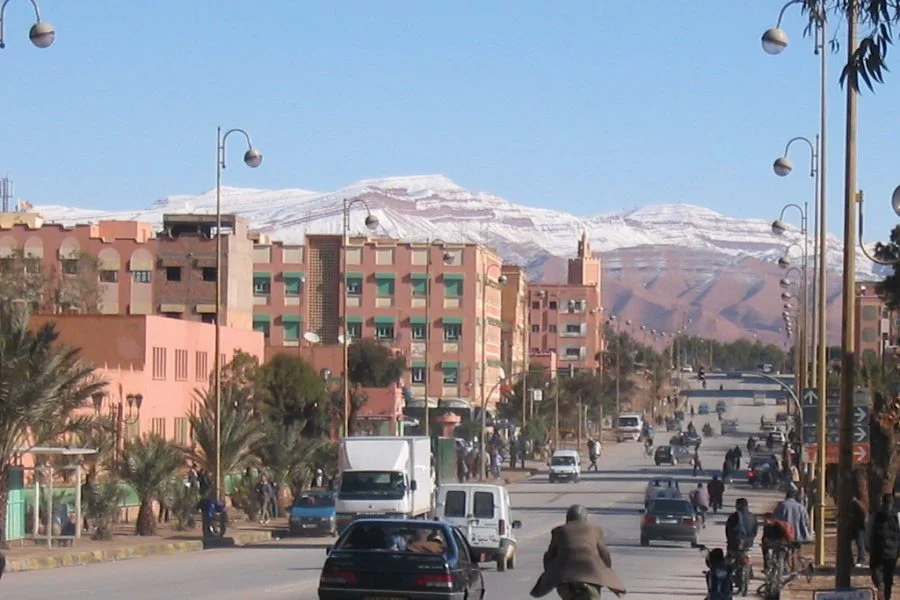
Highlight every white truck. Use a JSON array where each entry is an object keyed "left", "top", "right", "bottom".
[
  {"left": 616, "top": 412, "right": 644, "bottom": 442},
  {"left": 334, "top": 436, "right": 434, "bottom": 533}
]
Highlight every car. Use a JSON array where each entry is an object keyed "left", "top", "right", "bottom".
[
  {"left": 548, "top": 449, "right": 581, "bottom": 483},
  {"left": 640, "top": 498, "right": 701, "bottom": 547},
  {"left": 697, "top": 403, "right": 710, "bottom": 415},
  {"left": 759, "top": 424, "right": 779, "bottom": 439},
  {"left": 673, "top": 410, "right": 686, "bottom": 422},
  {"left": 682, "top": 430, "right": 702, "bottom": 448},
  {"left": 715, "top": 400, "right": 727, "bottom": 413},
  {"left": 747, "top": 454, "right": 779, "bottom": 487},
  {"left": 721, "top": 419, "right": 739, "bottom": 435},
  {"left": 654, "top": 445, "right": 679, "bottom": 466},
  {"left": 681, "top": 365, "right": 694, "bottom": 373},
  {"left": 766, "top": 430, "right": 787, "bottom": 447},
  {"left": 775, "top": 412, "right": 790, "bottom": 425},
  {"left": 318, "top": 519, "right": 486, "bottom": 600},
  {"left": 289, "top": 490, "right": 337, "bottom": 536},
  {"left": 753, "top": 393, "right": 767, "bottom": 406},
  {"left": 665, "top": 419, "right": 682, "bottom": 432},
  {"left": 775, "top": 394, "right": 788, "bottom": 406},
  {"left": 644, "top": 477, "right": 682, "bottom": 507}
]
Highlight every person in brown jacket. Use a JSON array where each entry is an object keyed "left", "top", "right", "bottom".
[{"left": 531, "top": 505, "right": 627, "bottom": 599}]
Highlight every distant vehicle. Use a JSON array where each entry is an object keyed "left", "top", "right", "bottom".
[
  {"left": 640, "top": 498, "right": 701, "bottom": 547},
  {"left": 318, "top": 519, "right": 486, "bottom": 600},
  {"left": 698, "top": 403, "right": 710, "bottom": 415},
  {"left": 775, "top": 394, "right": 788, "bottom": 406},
  {"left": 767, "top": 430, "right": 787, "bottom": 447},
  {"left": 683, "top": 430, "right": 702, "bottom": 448},
  {"left": 758, "top": 363, "right": 774, "bottom": 373},
  {"left": 617, "top": 412, "right": 644, "bottom": 442},
  {"left": 681, "top": 365, "right": 694, "bottom": 373},
  {"left": 654, "top": 445, "right": 679, "bottom": 466},
  {"left": 747, "top": 454, "right": 779, "bottom": 488},
  {"left": 759, "top": 424, "right": 778, "bottom": 438},
  {"left": 289, "top": 490, "right": 336, "bottom": 536},
  {"left": 645, "top": 477, "right": 683, "bottom": 507},
  {"left": 666, "top": 419, "right": 682, "bottom": 432},
  {"left": 775, "top": 412, "right": 790, "bottom": 424},
  {"left": 548, "top": 449, "right": 581, "bottom": 483},
  {"left": 674, "top": 410, "right": 686, "bottom": 422},
  {"left": 753, "top": 393, "right": 767, "bottom": 406},
  {"left": 715, "top": 400, "right": 727, "bottom": 413},
  {"left": 721, "top": 419, "right": 739, "bottom": 435}
]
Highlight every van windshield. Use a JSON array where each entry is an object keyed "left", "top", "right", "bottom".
[
  {"left": 618, "top": 417, "right": 640, "bottom": 428},
  {"left": 339, "top": 471, "right": 406, "bottom": 500},
  {"left": 551, "top": 456, "right": 576, "bottom": 466}
]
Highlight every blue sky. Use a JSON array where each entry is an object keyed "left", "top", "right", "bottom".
[{"left": 2, "top": 1, "right": 898, "bottom": 241}]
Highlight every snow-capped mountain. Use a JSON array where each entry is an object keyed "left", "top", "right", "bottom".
[{"left": 32, "top": 174, "right": 886, "bottom": 343}]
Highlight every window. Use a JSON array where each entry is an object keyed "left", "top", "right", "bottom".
[
  {"left": 375, "top": 276, "right": 395, "bottom": 297},
  {"left": 195, "top": 351, "right": 208, "bottom": 381},
  {"left": 376, "top": 324, "right": 395, "bottom": 340},
  {"left": 565, "top": 347, "right": 583, "bottom": 358},
  {"left": 166, "top": 266, "right": 182, "bottom": 282},
  {"left": 284, "top": 321, "right": 300, "bottom": 341},
  {"left": 375, "top": 247, "right": 394, "bottom": 265},
  {"left": 152, "top": 347, "right": 167, "bottom": 380},
  {"left": 862, "top": 328, "right": 877, "bottom": 343},
  {"left": 99, "top": 270, "right": 118, "bottom": 283},
  {"left": 549, "top": 301, "right": 558, "bottom": 310},
  {"left": 549, "top": 325, "right": 557, "bottom": 333},
  {"left": 531, "top": 324, "right": 540, "bottom": 333},
  {"left": 133, "top": 270, "right": 151, "bottom": 283},
  {"left": 452, "top": 528, "right": 474, "bottom": 564},
  {"left": 565, "top": 324, "right": 581, "bottom": 334},
  {"left": 442, "top": 366, "right": 459, "bottom": 385},
  {"left": 411, "top": 366, "right": 425, "bottom": 383},
  {"left": 202, "top": 267, "right": 217, "bottom": 282},
  {"left": 151, "top": 418, "right": 166, "bottom": 438},
  {"left": 444, "top": 490, "right": 466, "bottom": 518},
  {"left": 62, "top": 259, "right": 79, "bottom": 275},
  {"left": 284, "top": 275, "right": 304, "bottom": 296},
  {"left": 253, "top": 319, "right": 270, "bottom": 338},
  {"left": 174, "top": 417, "right": 190, "bottom": 446},
  {"left": 411, "top": 324, "right": 426, "bottom": 340},
  {"left": 253, "top": 274, "right": 271, "bottom": 296},
  {"left": 473, "top": 491, "right": 495, "bottom": 519},
  {"left": 532, "top": 301, "right": 540, "bottom": 309},
  {"left": 200, "top": 313, "right": 216, "bottom": 324},
  {"left": 862, "top": 306, "right": 878, "bottom": 320},
  {"left": 411, "top": 278, "right": 427, "bottom": 298},
  {"left": 174, "top": 349, "right": 188, "bottom": 381},
  {"left": 444, "top": 323, "right": 462, "bottom": 341},
  {"left": 347, "top": 321, "right": 362, "bottom": 339},
  {"left": 346, "top": 276, "right": 362, "bottom": 295},
  {"left": 444, "top": 279, "right": 463, "bottom": 298}
]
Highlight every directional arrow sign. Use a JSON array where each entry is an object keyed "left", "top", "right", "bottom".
[
  {"left": 855, "top": 445, "right": 869, "bottom": 463},
  {"left": 854, "top": 425, "right": 869, "bottom": 443},
  {"left": 854, "top": 406, "right": 869, "bottom": 425},
  {"left": 802, "top": 388, "right": 818, "bottom": 407}
]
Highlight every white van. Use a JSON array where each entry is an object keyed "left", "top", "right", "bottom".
[
  {"left": 616, "top": 412, "right": 644, "bottom": 442},
  {"left": 548, "top": 449, "right": 581, "bottom": 483},
  {"left": 436, "top": 483, "right": 522, "bottom": 571}
]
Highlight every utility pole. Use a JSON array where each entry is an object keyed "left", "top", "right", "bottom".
[{"left": 835, "top": 0, "right": 859, "bottom": 587}]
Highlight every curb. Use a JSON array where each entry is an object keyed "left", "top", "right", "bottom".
[{"left": 5, "top": 529, "right": 277, "bottom": 574}]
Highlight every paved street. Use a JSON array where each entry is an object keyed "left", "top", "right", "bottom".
[{"left": 3, "top": 375, "right": 790, "bottom": 599}]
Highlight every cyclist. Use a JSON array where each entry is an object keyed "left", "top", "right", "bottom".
[
  {"left": 761, "top": 513, "right": 794, "bottom": 572},
  {"left": 690, "top": 483, "right": 710, "bottom": 527},
  {"left": 644, "top": 434, "right": 654, "bottom": 456},
  {"left": 772, "top": 489, "right": 811, "bottom": 571},
  {"left": 726, "top": 498, "right": 759, "bottom": 585}
]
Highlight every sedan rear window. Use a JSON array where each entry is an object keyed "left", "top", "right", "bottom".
[{"left": 648, "top": 500, "right": 692, "bottom": 515}]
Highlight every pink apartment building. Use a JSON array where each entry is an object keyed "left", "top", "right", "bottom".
[
  {"left": 28, "top": 314, "right": 264, "bottom": 445},
  {"left": 251, "top": 234, "right": 507, "bottom": 416}
]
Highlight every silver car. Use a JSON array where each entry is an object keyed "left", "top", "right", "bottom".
[{"left": 644, "top": 477, "right": 682, "bottom": 508}]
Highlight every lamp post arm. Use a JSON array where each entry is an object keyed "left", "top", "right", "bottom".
[
  {"left": 783, "top": 137, "right": 818, "bottom": 177},
  {"left": 857, "top": 192, "right": 900, "bottom": 265},
  {"left": 218, "top": 128, "right": 255, "bottom": 168},
  {"left": 773, "top": 0, "right": 804, "bottom": 28},
  {"left": 0, "top": 0, "right": 42, "bottom": 47},
  {"left": 778, "top": 203, "right": 807, "bottom": 225}
]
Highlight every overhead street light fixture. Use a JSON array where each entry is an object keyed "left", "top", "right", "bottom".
[
  {"left": 773, "top": 156, "right": 793, "bottom": 177},
  {"left": 777, "top": 256, "right": 791, "bottom": 269},
  {"left": 771, "top": 219, "right": 788, "bottom": 235},
  {"left": 761, "top": 26, "right": 789, "bottom": 55},
  {"left": 780, "top": 278, "right": 791, "bottom": 289}
]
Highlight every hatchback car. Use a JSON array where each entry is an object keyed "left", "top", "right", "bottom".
[
  {"left": 665, "top": 419, "right": 681, "bottom": 432},
  {"left": 715, "top": 400, "right": 727, "bottom": 413},
  {"left": 654, "top": 445, "right": 678, "bottom": 466},
  {"left": 640, "top": 498, "right": 701, "bottom": 547},
  {"left": 720, "top": 419, "right": 739, "bottom": 435},
  {"left": 289, "top": 490, "right": 337, "bottom": 536}
]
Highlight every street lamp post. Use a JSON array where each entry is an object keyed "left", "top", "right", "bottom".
[
  {"left": 773, "top": 214, "right": 810, "bottom": 404},
  {"left": 609, "top": 316, "right": 620, "bottom": 415},
  {"left": 478, "top": 265, "right": 507, "bottom": 479},
  {"left": 762, "top": 0, "right": 829, "bottom": 569},
  {"left": 0, "top": 0, "right": 54, "bottom": 49},
  {"left": 423, "top": 240, "right": 452, "bottom": 436},
  {"left": 214, "top": 127, "right": 262, "bottom": 502},
  {"left": 520, "top": 289, "right": 530, "bottom": 427},
  {"left": 341, "top": 199, "right": 379, "bottom": 437}
]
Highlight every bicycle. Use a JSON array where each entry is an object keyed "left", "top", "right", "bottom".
[
  {"left": 727, "top": 547, "right": 752, "bottom": 597},
  {"left": 757, "top": 541, "right": 813, "bottom": 599}
]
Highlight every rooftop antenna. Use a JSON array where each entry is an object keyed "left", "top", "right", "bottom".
[{"left": 1, "top": 177, "right": 12, "bottom": 212}]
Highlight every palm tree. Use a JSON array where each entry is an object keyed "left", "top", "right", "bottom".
[
  {"left": 185, "top": 383, "right": 266, "bottom": 487},
  {"left": 253, "top": 422, "right": 328, "bottom": 501},
  {"left": 117, "top": 434, "right": 184, "bottom": 536},
  {"left": 0, "top": 300, "right": 105, "bottom": 548}
]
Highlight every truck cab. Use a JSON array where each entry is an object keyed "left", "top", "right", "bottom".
[{"left": 616, "top": 412, "right": 644, "bottom": 442}]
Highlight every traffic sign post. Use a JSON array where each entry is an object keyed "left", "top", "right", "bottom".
[{"left": 802, "top": 387, "right": 870, "bottom": 465}]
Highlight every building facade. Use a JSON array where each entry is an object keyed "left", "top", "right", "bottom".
[
  {"left": 526, "top": 233, "right": 603, "bottom": 374},
  {"left": 29, "top": 314, "right": 265, "bottom": 444},
  {"left": 500, "top": 265, "right": 529, "bottom": 380},
  {"left": 855, "top": 281, "right": 899, "bottom": 363}
]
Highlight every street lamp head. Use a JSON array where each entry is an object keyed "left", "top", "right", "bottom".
[
  {"left": 364, "top": 214, "right": 379, "bottom": 229},
  {"left": 773, "top": 156, "right": 793, "bottom": 177},
  {"left": 782, "top": 310, "right": 791, "bottom": 318},
  {"left": 892, "top": 185, "right": 900, "bottom": 217},
  {"left": 777, "top": 256, "right": 791, "bottom": 269},
  {"left": 28, "top": 21, "right": 55, "bottom": 48},
  {"left": 783, "top": 303, "right": 793, "bottom": 311},
  {"left": 442, "top": 251, "right": 453, "bottom": 264},
  {"left": 497, "top": 274, "right": 508, "bottom": 285},
  {"left": 771, "top": 219, "right": 787, "bottom": 235},
  {"left": 779, "top": 278, "right": 791, "bottom": 289},
  {"left": 243, "top": 148, "right": 263, "bottom": 168},
  {"left": 761, "top": 27, "right": 788, "bottom": 55}
]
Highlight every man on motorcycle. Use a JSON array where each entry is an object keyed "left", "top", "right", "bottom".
[
  {"left": 761, "top": 513, "right": 794, "bottom": 572},
  {"left": 704, "top": 547, "right": 734, "bottom": 599},
  {"left": 708, "top": 475, "right": 725, "bottom": 513},
  {"left": 726, "top": 498, "right": 759, "bottom": 580}
]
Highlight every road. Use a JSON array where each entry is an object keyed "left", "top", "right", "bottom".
[{"left": 3, "top": 374, "right": 790, "bottom": 599}]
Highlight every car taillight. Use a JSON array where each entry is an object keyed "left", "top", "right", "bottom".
[
  {"left": 415, "top": 573, "right": 453, "bottom": 589},
  {"left": 682, "top": 517, "right": 697, "bottom": 525},
  {"left": 320, "top": 566, "right": 358, "bottom": 586},
  {"left": 642, "top": 515, "right": 656, "bottom": 526},
  {"left": 747, "top": 470, "right": 755, "bottom": 477},
  {"left": 498, "top": 519, "right": 506, "bottom": 536}
]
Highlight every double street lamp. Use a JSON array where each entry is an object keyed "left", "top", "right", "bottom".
[
  {"left": 0, "top": 0, "right": 54, "bottom": 49},
  {"left": 214, "top": 127, "right": 262, "bottom": 502}
]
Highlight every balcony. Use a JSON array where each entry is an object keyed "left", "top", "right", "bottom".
[
  {"left": 375, "top": 297, "right": 394, "bottom": 308},
  {"left": 443, "top": 342, "right": 460, "bottom": 354}
]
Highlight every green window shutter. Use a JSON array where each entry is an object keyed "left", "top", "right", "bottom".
[
  {"left": 283, "top": 321, "right": 300, "bottom": 341},
  {"left": 441, "top": 360, "right": 459, "bottom": 368},
  {"left": 444, "top": 279, "right": 462, "bottom": 298},
  {"left": 443, "top": 273, "right": 464, "bottom": 281},
  {"left": 282, "top": 314, "right": 301, "bottom": 323},
  {"left": 410, "top": 316, "right": 428, "bottom": 325},
  {"left": 346, "top": 315, "right": 364, "bottom": 324},
  {"left": 374, "top": 315, "right": 395, "bottom": 325},
  {"left": 376, "top": 275, "right": 395, "bottom": 297},
  {"left": 344, "top": 272, "right": 364, "bottom": 279},
  {"left": 283, "top": 272, "right": 305, "bottom": 296},
  {"left": 443, "top": 316, "right": 463, "bottom": 325},
  {"left": 411, "top": 360, "right": 427, "bottom": 368},
  {"left": 410, "top": 273, "right": 428, "bottom": 280},
  {"left": 253, "top": 314, "right": 271, "bottom": 323},
  {"left": 411, "top": 278, "right": 427, "bottom": 297},
  {"left": 254, "top": 271, "right": 272, "bottom": 279},
  {"left": 375, "top": 272, "right": 396, "bottom": 280}
]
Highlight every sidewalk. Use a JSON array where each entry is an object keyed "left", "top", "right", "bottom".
[{"left": 3, "top": 519, "right": 283, "bottom": 574}]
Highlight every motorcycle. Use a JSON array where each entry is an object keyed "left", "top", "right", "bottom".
[
  {"left": 703, "top": 423, "right": 714, "bottom": 437},
  {"left": 197, "top": 497, "right": 228, "bottom": 539},
  {"left": 697, "top": 545, "right": 735, "bottom": 600}
]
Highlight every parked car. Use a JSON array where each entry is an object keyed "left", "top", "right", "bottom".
[
  {"left": 715, "top": 400, "right": 727, "bottom": 413},
  {"left": 645, "top": 477, "right": 682, "bottom": 507},
  {"left": 766, "top": 430, "right": 787, "bottom": 448},
  {"left": 673, "top": 410, "right": 686, "bottom": 422},
  {"left": 697, "top": 403, "right": 710, "bottom": 415},
  {"left": 720, "top": 419, "right": 739, "bottom": 435},
  {"left": 681, "top": 365, "right": 694, "bottom": 373},
  {"left": 435, "top": 483, "right": 521, "bottom": 571},
  {"left": 318, "top": 519, "right": 486, "bottom": 600},
  {"left": 654, "top": 445, "right": 679, "bottom": 466},
  {"left": 289, "top": 490, "right": 336, "bottom": 536},
  {"left": 548, "top": 449, "right": 581, "bottom": 483},
  {"left": 640, "top": 498, "right": 701, "bottom": 547}
]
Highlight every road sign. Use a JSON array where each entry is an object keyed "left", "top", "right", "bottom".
[
  {"left": 806, "top": 443, "right": 869, "bottom": 464},
  {"left": 801, "top": 388, "right": 871, "bottom": 462},
  {"left": 813, "top": 588, "right": 875, "bottom": 600},
  {"left": 531, "top": 389, "right": 543, "bottom": 402}
]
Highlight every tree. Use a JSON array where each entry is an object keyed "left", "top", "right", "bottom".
[
  {"left": 256, "top": 353, "right": 329, "bottom": 429},
  {"left": 83, "top": 478, "right": 125, "bottom": 541},
  {"left": 253, "top": 424, "right": 329, "bottom": 500},
  {"left": 348, "top": 338, "right": 406, "bottom": 387},
  {"left": 0, "top": 250, "right": 102, "bottom": 313},
  {"left": 329, "top": 386, "right": 369, "bottom": 436},
  {"left": 117, "top": 435, "right": 183, "bottom": 536},
  {"left": 875, "top": 225, "right": 900, "bottom": 308},
  {"left": 0, "top": 299, "right": 105, "bottom": 548}
]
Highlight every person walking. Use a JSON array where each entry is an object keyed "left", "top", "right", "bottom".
[
  {"left": 690, "top": 483, "right": 710, "bottom": 527},
  {"left": 530, "top": 504, "right": 626, "bottom": 599},
  {"left": 869, "top": 493, "right": 900, "bottom": 599},
  {"left": 588, "top": 439, "right": 600, "bottom": 472},
  {"left": 692, "top": 446, "right": 703, "bottom": 477},
  {"left": 708, "top": 475, "right": 725, "bottom": 514},
  {"left": 255, "top": 474, "right": 274, "bottom": 525},
  {"left": 851, "top": 494, "right": 868, "bottom": 568}
]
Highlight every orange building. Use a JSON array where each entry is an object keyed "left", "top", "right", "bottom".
[
  {"left": 855, "top": 281, "right": 900, "bottom": 364},
  {"left": 29, "top": 314, "right": 264, "bottom": 444}
]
